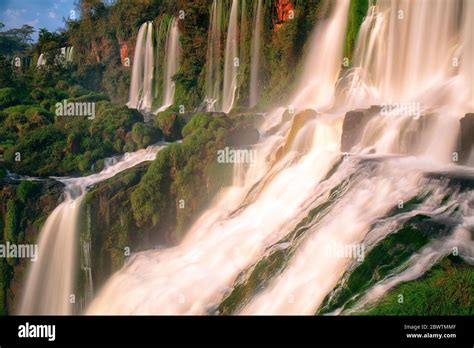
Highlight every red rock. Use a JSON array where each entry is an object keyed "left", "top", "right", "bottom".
[
  {"left": 120, "top": 44, "right": 128, "bottom": 65},
  {"left": 274, "top": 0, "right": 294, "bottom": 23}
]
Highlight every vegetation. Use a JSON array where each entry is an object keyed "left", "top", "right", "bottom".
[
  {"left": 131, "top": 112, "right": 244, "bottom": 239},
  {"left": 364, "top": 256, "right": 474, "bottom": 315},
  {"left": 344, "top": 0, "right": 369, "bottom": 62}
]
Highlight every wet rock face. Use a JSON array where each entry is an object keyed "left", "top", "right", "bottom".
[
  {"left": 274, "top": 109, "right": 317, "bottom": 163},
  {"left": 155, "top": 112, "right": 184, "bottom": 142},
  {"left": 228, "top": 126, "right": 260, "bottom": 147},
  {"left": 398, "top": 114, "right": 428, "bottom": 155},
  {"left": 458, "top": 113, "right": 474, "bottom": 165},
  {"left": 341, "top": 106, "right": 380, "bottom": 152}
]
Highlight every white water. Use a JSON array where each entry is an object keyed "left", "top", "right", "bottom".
[
  {"left": 141, "top": 23, "right": 155, "bottom": 111},
  {"left": 18, "top": 189, "right": 82, "bottom": 315},
  {"left": 36, "top": 53, "right": 45, "bottom": 67},
  {"left": 128, "top": 22, "right": 155, "bottom": 111},
  {"left": 222, "top": 0, "right": 240, "bottom": 113},
  {"left": 60, "top": 47, "right": 74, "bottom": 63},
  {"left": 342, "top": 0, "right": 472, "bottom": 111},
  {"left": 291, "top": 0, "right": 350, "bottom": 111},
  {"left": 87, "top": 0, "right": 473, "bottom": 315},
  {"left": 18, "top": 145, "right": 165, "bottom": 314},
  {"left": 249, "top": 0, "right": 264, "bottom": 108},
  {"left": 158, "top": 18, "right": 180, "bottom": 112}
]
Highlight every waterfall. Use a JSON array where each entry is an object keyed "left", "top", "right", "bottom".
[
  {"left": 87, "top": 0, "right": 474, "bottom": 315},
  {"left": 222, "top": 0, "right": 240, "bottom": 113},
  {"left": 19, "top": 188, "right": 83, "bottom": 315},
  {"left": 66, "top": 47, "right": 74, "bottom": 63},
  {"left": 344, "top": 0, "right": 470, "bottom": 109},
  {"left": 291, "top": 0, "right": 350, "bottom": 110},
  {"left": 60, "top": 47, "right": 74, "bottom": 63},
  {"left": 129, "top": 19, "right": 182, "bottom": 114},
  {"left": 36, "top": 53, "right": 45, "bottom": 67},
  {"left": 249, "top": 0, "right": 264, "bottom": 108},
  {"left": 205, "top": 0, "right": 224, "bottom": 111},
  {"left": 18, "top": 145, "right": 165, "bottom": 314},
  {"left": 128, "top": 22, "right": 152, "bottom": 110},
  {"left": 141, "top": 23, "right": 155, "bottom": 111},
  {"left": 340, "top": 0, "right": 472, "bottom": 162},
  {"left": 158, "top": 18, "right": 180, "bottom": 112}
]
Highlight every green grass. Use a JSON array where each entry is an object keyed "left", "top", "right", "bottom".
[{"left": 364, "top": 256, "right": 474, "bottom": 315}]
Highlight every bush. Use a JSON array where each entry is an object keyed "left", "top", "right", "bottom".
[
  {"left": 4, "top": 125, "right": 66, "bottom": 176},
  {"left": 0, "top": 88, "right": 19, "bottom": 109},
  {"left": 155, "top": 111, "right": 185, "bottom": 142},
  {"left": 5, "top": 199, "right": 20, "bottom": 244},
  {"left": 16, "top": 180, "right": 41, "bottom": 203},
  {"left": 67, "top": 85, "right": 90, "bottom": 98},
  {"left": 25, "top": 107, "right": 54, "bottom": 125},
  {"left": 55, "top": 80, "right": 70, "bottom": 90},
  {"left": 131, "top": 123, "right": 161, "bottom": 148}
]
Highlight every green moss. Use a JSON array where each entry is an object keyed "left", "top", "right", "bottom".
[
  {"left": 364, "top": 256, "right": 474, "bottom": 315},
  {"left": 0, "top": 259, "right": 9, "bottom": 315},
  {"left": 130, "top": 112, "right": 253, "bottom": 242},
  {"left": 154, "top": 110, "right": 185, "bottom": 142},
  {"left": 344, "top": 0, "right": 369, "bottom": 63},
  {"left": 4, "top": 199, "right": 20, "bottom": 245},
  {"left": 16, "top": 181, "right": 41, "bottom": 203},
  {"left": 0, "top": 87, "right": 19, "bottom": 108}
]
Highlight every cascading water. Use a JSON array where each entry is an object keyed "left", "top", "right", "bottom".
[
  {"left": 87, "top": 0, "right": 473, "bottom": 315},
  {"left": 129, "top": 19, "right": 181, "bottom": 114},
  {"left": 142, "top": 23, "right": 155, "bottom": 111},
  {"left": 158, "top": 18, "right": 180, "bottom": 112},
  {"left": 249, "top": 0, "right": 264, "bottom": 108},
  {"left": 128, "top": 22, "right": 155, "bottom": 111},
  {"left": 36, "top": 53, "right": 45, "bottom": 67},
  {"left": 291, "top": 0, "right": 349, "bottom": 110},
  {"left": 205, "top": 0, "right": 224, "bottom": 111},
  {"left": 19, "top": 187, "right": 83, "bottom": 315},
  {"left": 18, "top": 145, "right": 165, "bottom": 314},
  {"left": 342, "top": 0, "right": 473, "bottom": 113},
  {"left": 60, "top": 46, "right": 74, "bottom": 63},
  {"left": 222, "top": 0, "right": 240, "bottom": 113}
]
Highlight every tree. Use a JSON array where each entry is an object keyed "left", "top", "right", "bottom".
[{"left": 0, "top": 22, "right": 35, "bottom": 56}]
